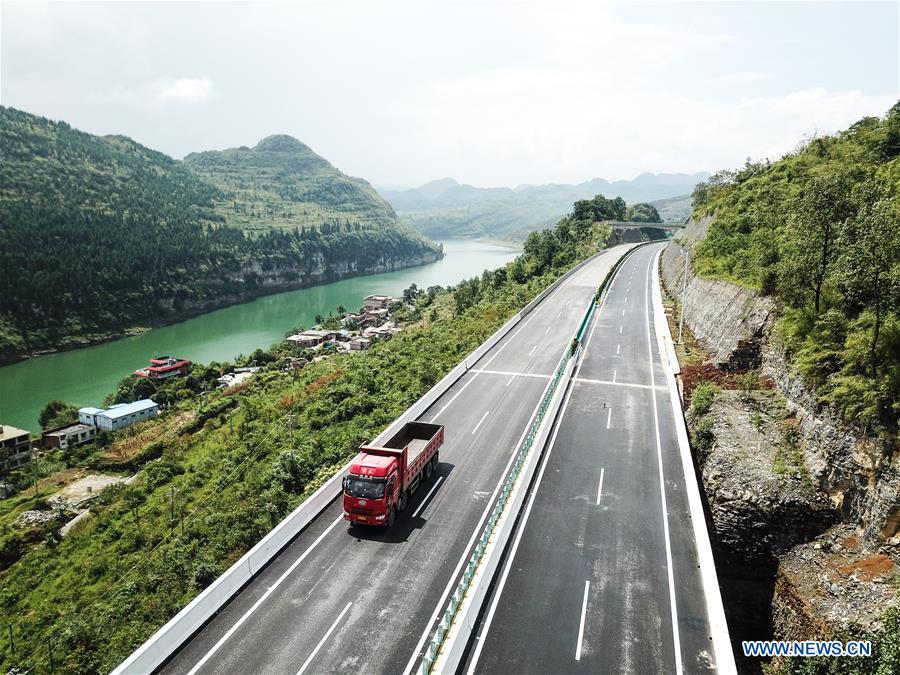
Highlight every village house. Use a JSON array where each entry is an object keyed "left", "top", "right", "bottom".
[
  {"left": 42, "top": 423, "right": 96, "bottom": 450},
  {"left": 79, "top": 399, "right": 159, "bottom": 431},
  {"left": 349, "top": 337, "right": 371, "bottom": 350},
  {"left": 363, "top": 294, "right": 392, "bottom": 312},
  {"left": 1, "top": 424, "right": 33, "bottom": 472},
  {"left": 286, "top": 329, "right": 338, "bottom": 348},
  {"left": 134, "top": 356, "right": 191, "bottom": 380},
  {"left": 362, "top": 322, "right": 400, "bottom": 342}
]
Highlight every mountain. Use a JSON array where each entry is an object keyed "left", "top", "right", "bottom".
[
  {"left": 649, "top": 194, "right": 692, "bottom": 223},
  {"left": 184, "top": 135, "right": 403, "bottom": 233},
  {"left": 0, "top": 107, "right": 441, "bottom": 363},
  {"left": 378, "top": 172, "right": 709, "bottom": 241}
]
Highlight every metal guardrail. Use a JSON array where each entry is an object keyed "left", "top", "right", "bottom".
[{"left": 420, "top": 242, "right": 653, "bottom": 673}]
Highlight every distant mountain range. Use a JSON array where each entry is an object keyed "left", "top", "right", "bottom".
[{"left": 377, "top": 173, "right": 709, "bottom": 241}]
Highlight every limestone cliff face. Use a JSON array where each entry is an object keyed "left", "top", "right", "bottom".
[
  {"left": 661, "top": 216, "right": 899, "bottom": 549},
  {"left": 660, "top": 216, "right": 774, "bottom": 370},
  {"left": 157, "top": 249, "right": 443, "bottom": 314}
]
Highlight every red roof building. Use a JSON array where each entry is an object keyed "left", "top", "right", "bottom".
[{"left": 134, "top": 356, "right": 191, "bottom": 380}]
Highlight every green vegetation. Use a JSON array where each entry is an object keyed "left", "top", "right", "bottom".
[
  {"left": 0, "top": 198, "right": 610, "bottom": 673},
  {"left": 688, "top": 380, "right": 718, "bottom": 456},
  {"left": 625, "top": 202, "right": 662, "bottom": 223},
  {"left": 691, "top": 102, "right": 900, "bottom": 433},
  {"left": 38, "top": 401, "right": 79, "bottom": 430},
  {"left": 0, "top": 107, "right": 440, "bottom": 364}
]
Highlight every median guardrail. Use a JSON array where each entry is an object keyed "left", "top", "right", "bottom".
[
  {"left": 422, "top": 241, "right": 652, "bottom": 674},
  {"left": 113, "top": 245, "right": 633, "bottom": 675}
]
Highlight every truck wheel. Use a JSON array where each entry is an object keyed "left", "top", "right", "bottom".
[
  {"left": 386, "top": 507, "right": 396, "bottom": 528},
  {"left": 425, "top": 460, "right": 433, "bottom": 481},
  {"left": 397, "top": 491, "right": 407, "bottom": 513}
]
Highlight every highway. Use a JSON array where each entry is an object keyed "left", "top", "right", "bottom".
[
  {"left": 464, "top": 243, "right": 720, "bottom": 674},
  {"left": 159, "top": 245, "right": 635, "bottom": 675}
]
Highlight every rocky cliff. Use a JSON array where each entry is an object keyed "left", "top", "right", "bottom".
[{"left": 661, "top": 216, "right": 900, "bottom": 670}]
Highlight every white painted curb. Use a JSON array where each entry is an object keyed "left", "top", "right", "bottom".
[
  {"left": 650, "top": 249, "right": 736, "bottom": 675},
  {"left": 113, "top": 247, "right": 623, "bottom": 675}
]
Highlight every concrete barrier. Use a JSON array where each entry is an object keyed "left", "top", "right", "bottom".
[{"left": 113, "top": 245, "right": 626, "bottom": 675}]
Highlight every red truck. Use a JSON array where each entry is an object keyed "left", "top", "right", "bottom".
[{"left": 343, "top": 421, "right": 444, "bottom": 527}]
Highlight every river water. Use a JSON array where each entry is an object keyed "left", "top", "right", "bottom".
[{"left": 0, "top": 240, "right": 520, "bottom": 432}]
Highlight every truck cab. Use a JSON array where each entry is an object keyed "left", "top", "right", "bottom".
[{"left": 343, "top": 454, "right": 399, "bottom": 526}]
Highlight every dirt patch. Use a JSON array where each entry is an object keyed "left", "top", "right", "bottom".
[
  {"left": 102, "top": 410, "right": 194, "bottom": 461},
  {"left": 35, "top": 467, "right": 87, "bottom": 493},
  {"left": 224, "top": 380, "right": 253, "bottom": 396},
  {"left": 306, "top": 370, "right": 343, "bottom": 394},
  {"left": 776, "top": 524, "right": 900, "bottom": 635},
  {"left": 55, "top": 474, "right": 126, "bottom": 505},
  {"left": 834, "top": 553, "right": 895, "bottom": 582}
]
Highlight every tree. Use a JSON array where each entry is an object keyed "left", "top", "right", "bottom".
[
  {"left": 779, "top": 173, "right": 856, "bottom": 314},
  {"left": 837, "top": 181, "right": 900, "bottom": 377},
  {"left": 625, "top": 203, "right": 662, "bottom": 223},
  {"left": 39, "top": 400, "right": 79, "bottom": 430},
  {"left": 403, "top": 283, "right": 419, "bottom": 304}
]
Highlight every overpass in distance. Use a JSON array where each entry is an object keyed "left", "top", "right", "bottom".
[{"left": 133, "top": 242, "right": 732, "bottom": 674}]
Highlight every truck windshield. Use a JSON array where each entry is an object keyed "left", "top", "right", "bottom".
[{"left": 345, "top": 476, "right": 386, "bottom": 499}]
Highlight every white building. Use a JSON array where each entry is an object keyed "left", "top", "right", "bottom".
[{"left": 78, "top": 399, "right": 159, "bottom": 431}]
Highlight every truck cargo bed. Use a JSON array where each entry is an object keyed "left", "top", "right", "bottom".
[{"left": 383, "top": 421, "right": 443, "bottom": 466}]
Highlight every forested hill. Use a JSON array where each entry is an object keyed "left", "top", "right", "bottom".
[
  {"left": 691, "top": 100, "right": 900, "bottom": 432},
  {"left": 184, "top": 135, "right": 404, "bottom": 233},
  {"left": 0, "top": 107, "right": 441, "bottom": 364}
]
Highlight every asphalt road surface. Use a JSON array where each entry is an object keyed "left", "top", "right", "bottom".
[
  {"left": 465, "top": 243, "right": 720, "bottom": 675},
  {"left": 159, "top": 245, "right": 635, "bottom": 675}
]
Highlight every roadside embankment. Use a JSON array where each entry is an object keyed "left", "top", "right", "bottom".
[{"left": 661, "top": 216, "right": 900, "bottom": 674}]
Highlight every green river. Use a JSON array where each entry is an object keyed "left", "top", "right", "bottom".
[{"left": 0, "top": 240, "right": 519, "bottom": 432}]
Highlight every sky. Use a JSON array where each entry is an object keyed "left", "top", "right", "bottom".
[{"left": 1, "top": 1, "right": 897, "bottom": 188}]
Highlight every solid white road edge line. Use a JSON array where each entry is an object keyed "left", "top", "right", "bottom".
[
  {"left": 412, "top": 476, "right": 445, "bottom": 519},
  {"left": 465, "top": 367, "right": 578, "bottom": 675},
  {"left": 575, "top": 579, "right": 590, "bottom": 661},
  {"left": 650, "top": 250, "right": 737, "bottom": 675},
  {"left": 187, "top": 515, "right": 344, "bottom": 675},
  {"left": 295, "top": 601, "right": 353, "bottom": 675},
  {"left": 644, "top": 250, "right": 684, "bottom": 675},
  {"left": 472, "top": 410, "right": 490, "bottom": 435}
]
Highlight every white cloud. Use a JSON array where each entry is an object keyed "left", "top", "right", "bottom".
[
  {"left": 707, "top": 71, "right": 771, "bottom": 85},
  {"left": 153, "top": 77, "right": 215, "bottom": 105}
]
